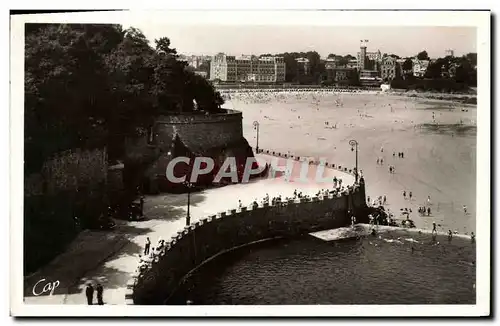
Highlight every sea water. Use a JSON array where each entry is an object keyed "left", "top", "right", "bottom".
[{"left": 167, "top": 226, "right": 475, "bottom": 305}]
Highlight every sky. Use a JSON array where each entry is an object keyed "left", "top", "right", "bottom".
[{"left": 131, "top": 25, "right": 477, "bottom": 59}]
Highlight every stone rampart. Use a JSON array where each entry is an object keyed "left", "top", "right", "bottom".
[{"left": 126, "top": 179, "right": 367, "bottom": 305}]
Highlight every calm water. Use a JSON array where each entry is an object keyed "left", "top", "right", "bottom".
[{"left": 168, "top": 229, "right": 475, "bottom": 305}]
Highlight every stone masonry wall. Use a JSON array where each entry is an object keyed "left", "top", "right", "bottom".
[
  {"left": 127, "top": 181, "right": 367, "bottom": 305},
  {"left": 153, "top": 109, "right": 243, "bottom": 152}
]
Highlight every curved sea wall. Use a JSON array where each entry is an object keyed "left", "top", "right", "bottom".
[{"left": 126, "top": 180, "right": 368, "bottom": 305}]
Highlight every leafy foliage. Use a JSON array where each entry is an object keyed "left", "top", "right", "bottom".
[{"left": 25, "top": 24, "right": 224, "bottom": 169}]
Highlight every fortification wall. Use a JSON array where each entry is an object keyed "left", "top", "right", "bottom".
[
  {"left": 126, "top": 181, "right": 367, "bottom": 305},
  {"left": 153, "top": 109, "right": 243, "bottom": 152}
]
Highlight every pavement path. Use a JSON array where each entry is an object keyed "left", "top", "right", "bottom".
[{"left": 23, "top": 154, "right": 353, "bottom": 305}]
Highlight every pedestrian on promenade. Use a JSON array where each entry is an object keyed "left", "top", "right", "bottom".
[
  {"left": 85, "top": 283, "right": 94, "bottom": 305},
  {"left": 144, "top": 237, "right": 151, "bottom": 256},
  {"left": 96, "top": 283, "right": 104, "bottom": 305}
]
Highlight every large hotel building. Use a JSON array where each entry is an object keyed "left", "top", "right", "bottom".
[{"left": 209, "top": 53, "right": 286, "bottom": 83}]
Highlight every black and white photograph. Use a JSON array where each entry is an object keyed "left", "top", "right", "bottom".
[{"left": 10, "top": 9, "right": 490, "bottom": 317}]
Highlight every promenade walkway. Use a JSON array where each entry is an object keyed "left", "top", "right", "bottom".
[{"left": 23, "top": 154, "right": 353, "bottom": 305}]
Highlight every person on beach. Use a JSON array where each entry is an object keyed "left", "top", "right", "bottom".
[
  {"left": 238, "top": 200, "right": 243, "bottom": 208},
  {"left": 448, "top": 230, "right": 453, "bottom": 240},
  {"left": 471, "top": 232, "right": 475, "bottom": 243},
  {"left": 401, "top": 152, "right": 404, "bottom": 159},
  {"left": 85, "top": 283, "right": 94, "bottom": 305},
  {"left": 383, "top": 195, "right": 387, "bottom": 205},
  {"left": 427, "top": 196, "right": 431, "bottom": 205},
  {"left": 427, "top": 207, "right": 431, "bottom": 216},
  {"left": 463, "top": 205, "right": 468, "bottom": 215},
  {"left": 432, "top": 222, "right": 437, "bottom": 234},
  {"left": 380, "top": 158, "right": 384, "bottom": 165},
  {"left": 409, "top": 192, "right": 413, "bottom": 200},
  {"left": 393, "top": 152, "right": 396, "bottom": 157},
  {"left": 144, "top": 237, "right": 151, "bottom": 256},
  {"left": 377, "top": 158, "right": 380, "bottom": 165},
  {"left": 367, "top": 196, "right": 371, "bottom": 205},
  {"left": 403, "top": 191, "right": 406, "bottom": 199}
]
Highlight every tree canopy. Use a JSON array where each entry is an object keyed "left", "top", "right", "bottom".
[
  {"left": 417, "top": 50, "right": 430, "bottom": 60},
  {"left": 25, "top": 24, "right": 224, "bottom": 171}
]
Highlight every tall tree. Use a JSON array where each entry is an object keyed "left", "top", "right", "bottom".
[{"left": 417, "top": 50, "right": 430, "bottom": 60}]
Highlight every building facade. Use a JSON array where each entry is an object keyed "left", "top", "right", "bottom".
[
  {"left": 209, "top": 53, "right": 286, "bottom": 83},
  {"left": 359, "top": 70, "right": 382, "bottom": 87},
  {"left": 381, "top": 56, "right": 399, "bottom": 81},
  {"left": 357, "top": 49, "right": 381, "bottom": 70},
  {"left": 412, "top": 59, "right": 430, "bottom": 78},
  {"left": 296, "top": 57, "right": 310, "bottom": 76}
]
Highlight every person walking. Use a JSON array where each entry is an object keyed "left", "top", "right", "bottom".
[
  {"left": 409, "top": 191, "right": 413, "bottom": 200},
  {"left": 427, "top": 207, "right": 431, "bottom": 216},
  {"left": 85, "top": 283, "right": 94, "bottom": 305},
  {"left": 96, "top": 283, "right": 104, "bottom": 305},
  {"left": 463, "top": 205, "right": 468, "bottom": 215},
  {"left": 403, "top": 191, "right": 406, "bottom": 200},
  {"left": 432, "top": 222, "right": 437, "bottom": 234},
  {"left": 144, "top": 237, "right": 151, "bottom": 256}
]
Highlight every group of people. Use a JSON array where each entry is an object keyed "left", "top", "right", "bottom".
[
  {"left": 393, "top": 151, "right": 405, "bottom": 159},
  {"left": 402, "top": 191, "right": 413, "bottom": 200},
  {"left": 367, "top": 195, "right": 387, "bottom": 207},
  {"left": 85, "top": 282, "right": 104, "bottom": 305},
  {"left": 418, "top": 206, "right": 432, "bottom": 216}
]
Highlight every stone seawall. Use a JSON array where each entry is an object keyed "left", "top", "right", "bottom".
[{"left": 126, "top": 180, "right": 367, "bottom": 305}]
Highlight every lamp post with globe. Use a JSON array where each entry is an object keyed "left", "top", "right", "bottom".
[
  {"left": 183, "top": 180, "right": 195, "bottom": 226},
  {"left": 349, "top": 139, "right": 359, "bottom": 184},
  {"left": 253, "top": 121, "right": 260, "bottom": 153}
]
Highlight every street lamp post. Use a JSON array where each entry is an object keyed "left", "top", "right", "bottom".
[
  {"left": 184, "top": 180, "right": 195, "bottom": 226},
  {"left": 349, "top": 139, "right": 359, "bottom": 184},
  {"left": 253, "top": 121, "right": 260, "bottom": 153}
]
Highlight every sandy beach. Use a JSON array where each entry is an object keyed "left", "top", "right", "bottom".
[{"left": 228, "top": 91, "right": 476, "bottom": 233}]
